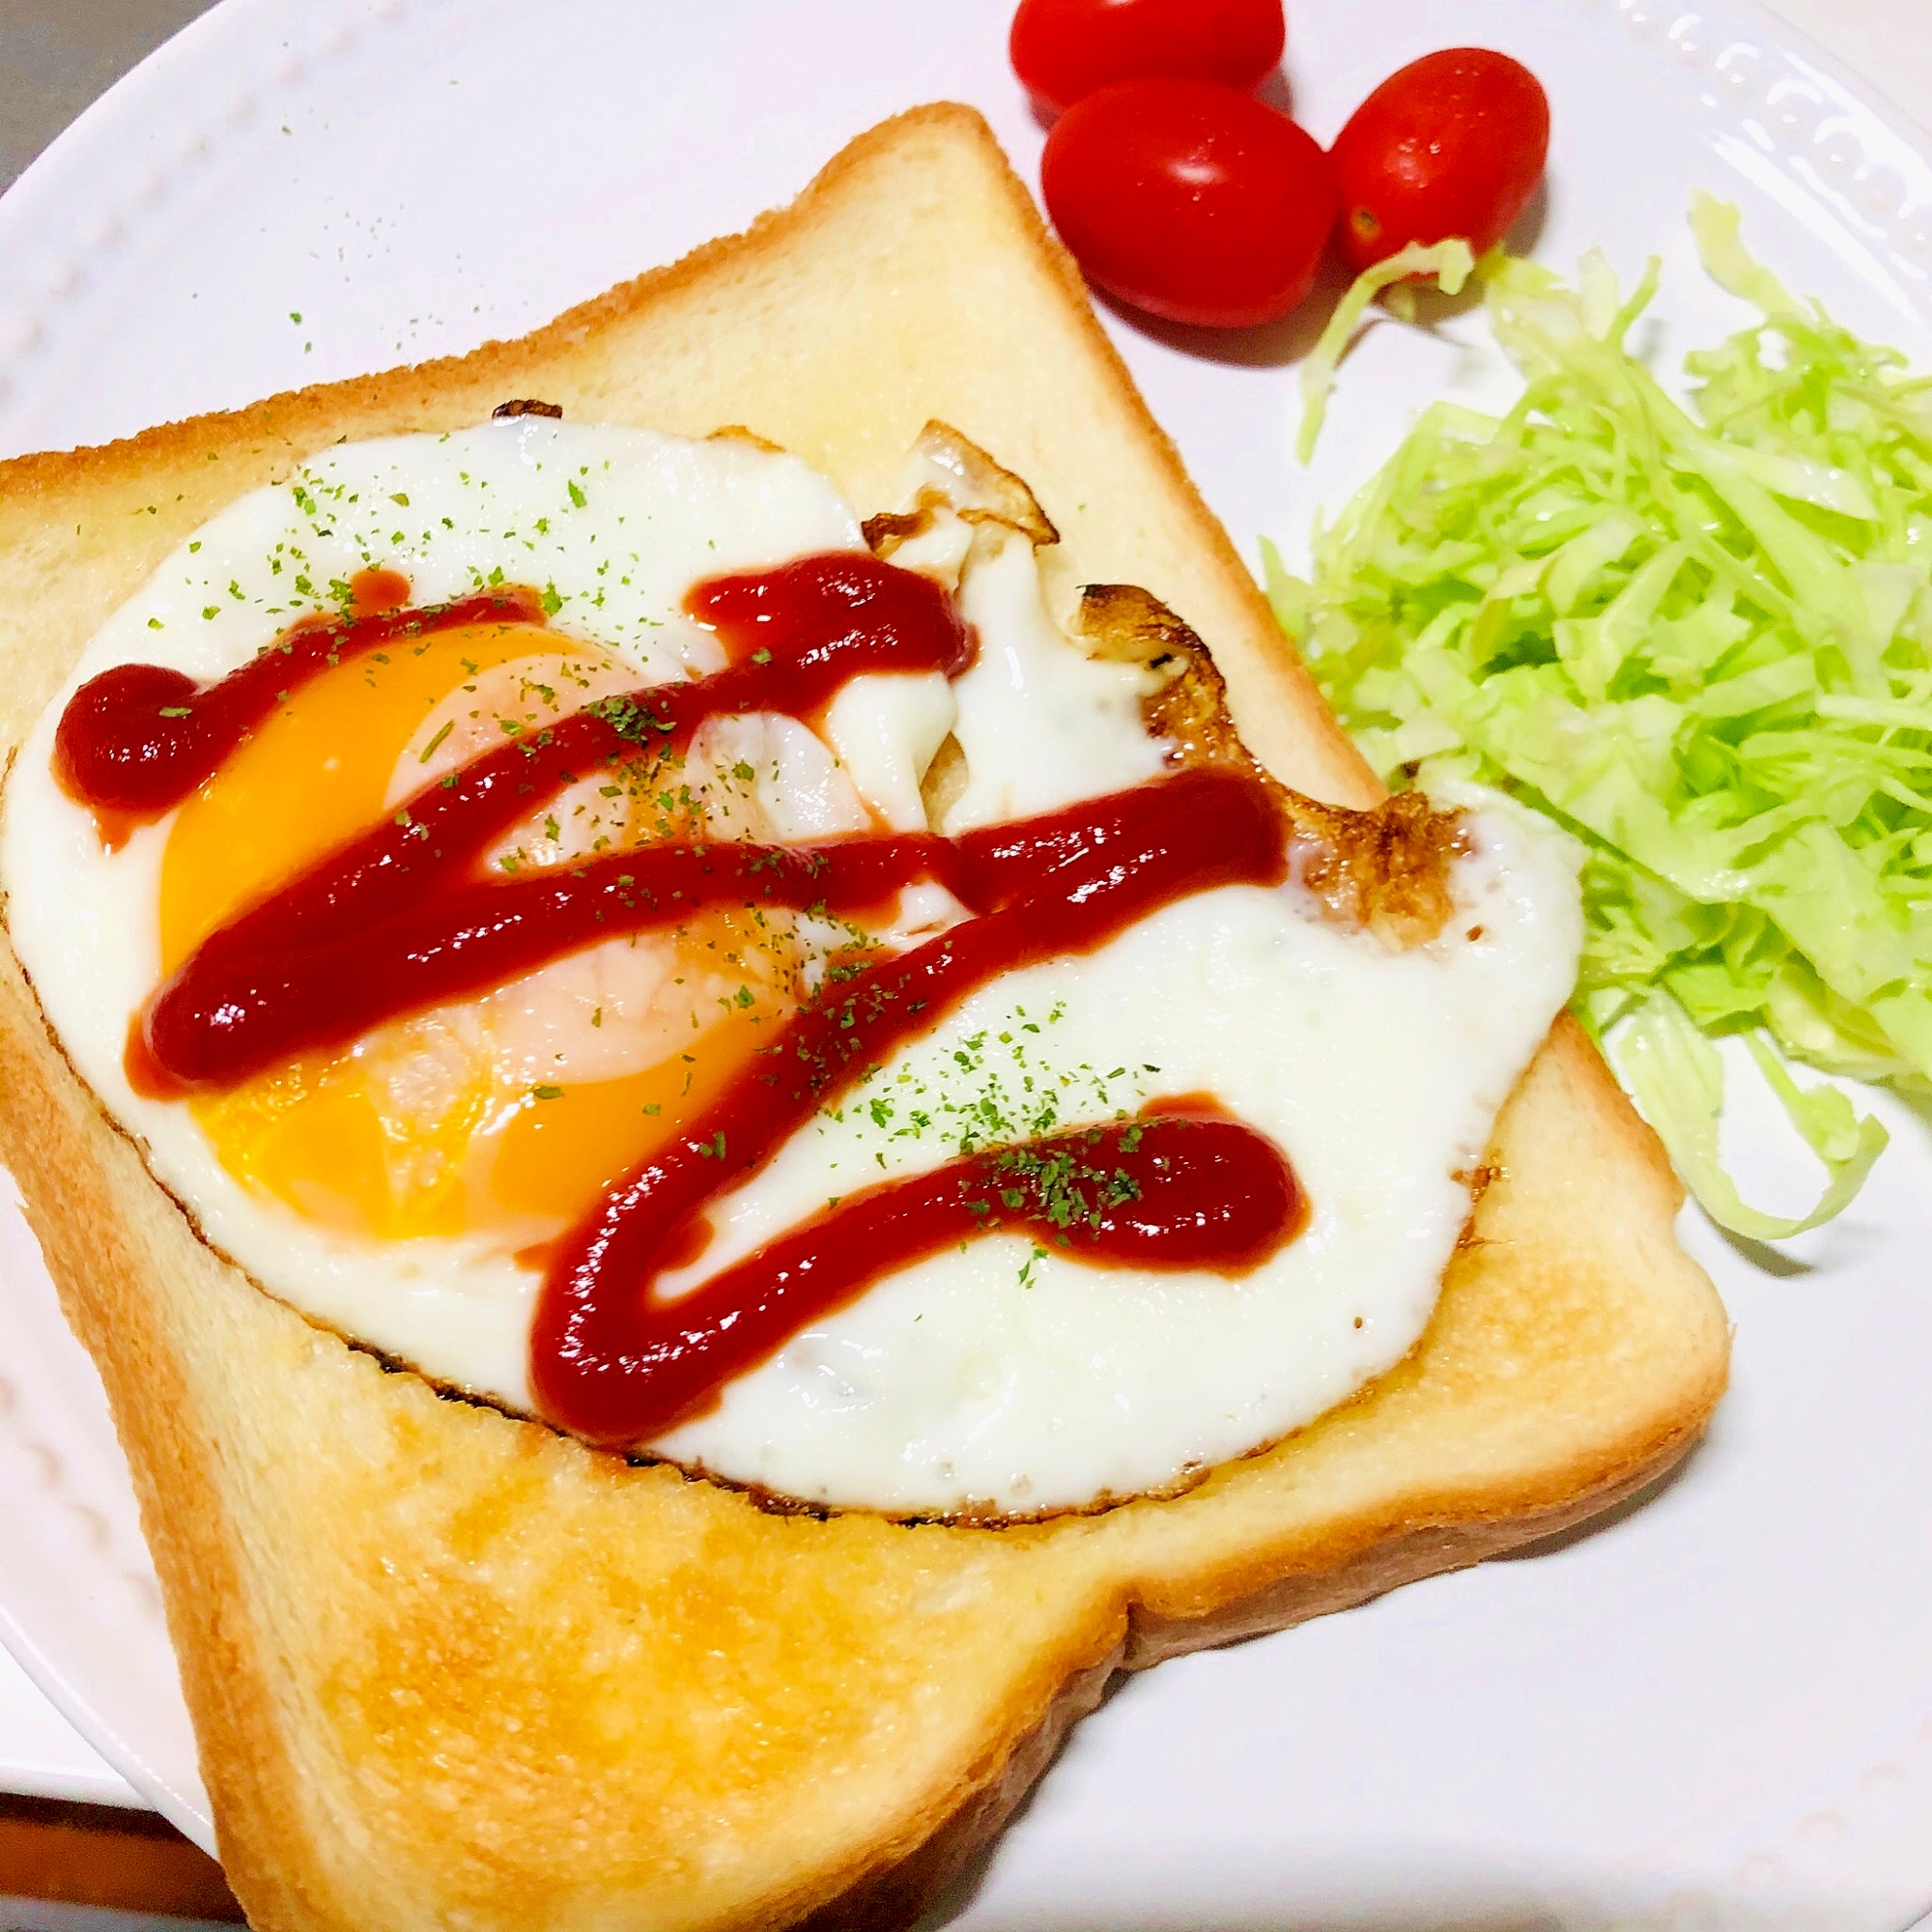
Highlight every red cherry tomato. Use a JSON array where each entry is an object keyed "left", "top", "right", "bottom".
[
  {"left": 1010, "top": 0, "right": 1287, "bottom": 118},
  {"left": 1041, "top": 78, "right": 1336, "bottom": 328},
  {"left": 1329, "top": 48, "right": 1550, "bottom": 273}
]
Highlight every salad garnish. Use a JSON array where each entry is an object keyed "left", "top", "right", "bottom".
[
  {"left": 1294, "top": 239, "right": 1475, "bottom": 464},
  {"left": 1273, "top": 196, "right": 1930, "bottom": 1236}
]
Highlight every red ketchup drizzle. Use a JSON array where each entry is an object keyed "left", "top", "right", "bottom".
[
  {"left": 575, "top": 1107, "right": 1305, "bottom": 1442},
  {"left": 116, "top": 554, "right": 975, "bottom": 1076},
  {"left": 58, "top": 549, "right": 1307, "bottom": 1450},
  {"left": 53, "top": 570, "right": 533, "bottom": 847},
  {"left": 531, "top": 767, "right": 1291, "bottom": 1443}
]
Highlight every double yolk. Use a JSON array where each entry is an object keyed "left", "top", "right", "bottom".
[{"left": 158, "top": 621, "right": 799, "bottom": 1251}]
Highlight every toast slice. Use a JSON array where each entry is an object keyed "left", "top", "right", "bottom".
[{"left": 0, "top": 104, "right": 1728, "bottom": 1932}]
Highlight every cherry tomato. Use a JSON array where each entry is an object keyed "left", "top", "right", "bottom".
[
  {"left": 1329, "top": 48, "right": 1549, "bottom": 273},
  {"left": 1041, "top": 78, "right": 1336, "bottom": 328},
  {"left": 1010, "top": 0, "right": 1286, "bottom": 118}
]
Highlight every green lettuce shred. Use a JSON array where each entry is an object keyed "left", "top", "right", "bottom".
[
  {"left": 1270, "top": 195, "right": 1932, "bottom": 1236},
  {"left": 1295, "top": 241, "right": 1477, "bottom": 466},
  {"left": 1605, "top": 995, "right": 1889, "bottom": 1239}
]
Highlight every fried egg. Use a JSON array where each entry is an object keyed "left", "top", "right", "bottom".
[{"left": 3, "top": 420, "right": 1582, "bottom": 1517}]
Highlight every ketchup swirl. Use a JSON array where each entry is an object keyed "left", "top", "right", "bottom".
[
  {"left": 57, "top": 550, "right": 1307, "bottom": 1450},
  {"left": 532, "top": 768, "right": 1289, "bottom": 1441},
  {"left": 53, "top": 573, "right": 533, "bottom": 842},
  {"left": 136, "top": 831, "right": 959, "bottom": 1094},
  {"left": 110, "top": 554, "right": 972, "bottom": 972},
  {"left": 563, "top": 1108, "right": 1304, "bottom": 1442}
]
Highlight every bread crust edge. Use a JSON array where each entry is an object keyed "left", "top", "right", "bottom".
[{"left": 800, "top": 1415, "right": 1708, "bottom": 1932}]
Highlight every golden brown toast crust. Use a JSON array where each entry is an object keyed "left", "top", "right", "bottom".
[{"left": 0, "top": 104, "right": 1728, "bottom": 1932}]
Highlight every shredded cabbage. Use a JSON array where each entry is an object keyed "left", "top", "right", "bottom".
[
  {"left": 1269, "top": 195, "right": 1932, "bottom": 1236},
  {"left": 1294, "top": 240, "right": 1476, "bottom": 466},
  {"left": 1605, "top": 995, "right": 1889, "bottom": 1238}
]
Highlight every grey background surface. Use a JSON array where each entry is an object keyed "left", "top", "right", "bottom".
[{"left": 2, "top": 0, "right": 215, "bottom": 190}]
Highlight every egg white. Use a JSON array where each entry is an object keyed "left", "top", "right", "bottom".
[
  {"left": 3, "top": 423, "right": 1584, "bottom": 1518},
  {"left": 3, "top": 420, "right": 867, "bottom": 1396},
  {"left": 657, "top": 808, "right": 1579, "bottom": 1514}
]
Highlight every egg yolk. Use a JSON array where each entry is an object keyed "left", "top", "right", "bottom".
[{"left": 159, "top": 622, "right": 799, "bottom": 1249}]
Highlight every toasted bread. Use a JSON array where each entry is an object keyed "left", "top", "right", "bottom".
[{"left": 0, "top": 104, "right": 1728, "bottom": 1931}]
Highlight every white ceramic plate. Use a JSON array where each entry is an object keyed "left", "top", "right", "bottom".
[{"left": 4, "top": 0, "right": 1932, "bottom": 1924}]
